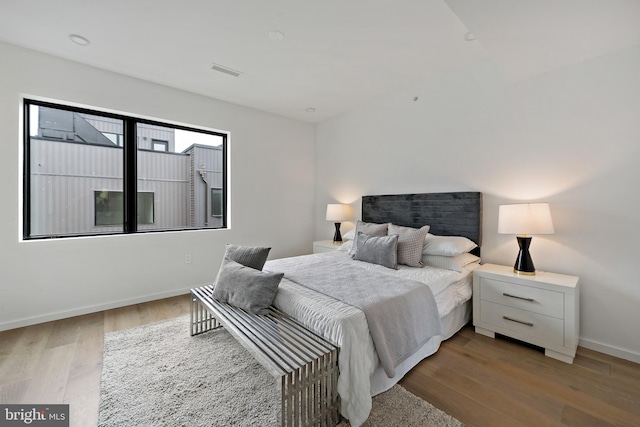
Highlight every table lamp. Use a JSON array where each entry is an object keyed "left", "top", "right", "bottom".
[
  {"left": 498, "top": 203, "right": 554, "bottom": 275},
  {"left": 326, "top": 204, "right": 353, "bottom": 242}
]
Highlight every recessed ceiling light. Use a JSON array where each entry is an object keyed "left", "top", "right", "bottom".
[
  {"left": 69, "top": 34, "right": 90, "bottom": 46},
  {"left": 306, "top": 108, "right": 316, "bottom": 113},
  {"left": 464, "top": 31, "right": 476, "bottom": 42},
  {"left": 268, "top": 31, "right": 285, "bottom": 41}
]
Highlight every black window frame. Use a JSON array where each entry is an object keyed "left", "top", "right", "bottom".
[{"left": 23, "top": 98, "right": 228, "bottom": 240}]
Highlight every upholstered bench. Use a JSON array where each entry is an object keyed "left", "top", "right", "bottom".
[{"left": 190, "top": 285, "right": 340, "bottom": 427}]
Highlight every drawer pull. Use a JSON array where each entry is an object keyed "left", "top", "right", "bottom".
[
  {"left": 503, "top": 292, "right": 534, "bottom": 302},
  {"left": 503, "top": 316, "right": 534, "bottom": 327}
]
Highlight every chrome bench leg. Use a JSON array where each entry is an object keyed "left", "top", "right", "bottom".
[
  {"left": 190, "top": 292, "right": 221, "bottom": 336},
  {"left": 281, "top": 352, "right": 340, "bottom": 426}
]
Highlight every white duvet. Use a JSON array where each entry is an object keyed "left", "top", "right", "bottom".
[{"left": 267, "top": 251, "right": 476, "bottom": 427}]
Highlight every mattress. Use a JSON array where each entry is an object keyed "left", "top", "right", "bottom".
[{"left": 267, "top": 251, "right": 476, "bottom": 427}]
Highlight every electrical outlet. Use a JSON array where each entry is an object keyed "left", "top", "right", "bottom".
[{"left": 185, "top": 254, "right": 192, "bottom": 264}]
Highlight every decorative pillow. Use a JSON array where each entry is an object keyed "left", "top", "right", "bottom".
[
  {"left": 422, "top": 234, "right": 477, "bottom": 256},
  {"left": 388, "top": 224, "right": 430, "bottom": 267},
  {"left": 212, "top": 257, "right": 284, "bottom": 315},
  {"left": 223, "top": 244, "right": 271, "bottom": 270},
  {"left": 422, "top": 253, "right": 480, "bottom": 272},
  {"left": 353, "top": 232, "right": 398, "bottom": 269},
  {"left": 349, "top": 221, "right": 388, "bottom": 256}
]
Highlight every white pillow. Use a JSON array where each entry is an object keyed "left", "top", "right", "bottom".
[
  {"left": 422, "top": 253, "right": 480, "bottom": 272},
  {"left": 422, "top": 234, "right": 477, "bottom": 256},
  {"left": 338, "top": 240, "right": 353, "bottom": 252},
  {"left": 342, "top": 228, "right": 356, "bottom": 240}
]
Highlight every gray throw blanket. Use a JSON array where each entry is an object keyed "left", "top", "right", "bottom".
[{"left": 267, "top": 254, "right": 443, "bottom": 378}]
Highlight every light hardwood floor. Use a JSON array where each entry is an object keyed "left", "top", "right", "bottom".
[
  {"left": 1, "top": 295, "right": 639, "bottom": 426},
  {"left": 0, "top": 295, "right": 190, "bottom": 427},
  {"left": 400, "top": 326, "right": 640, "bottom": 427}
]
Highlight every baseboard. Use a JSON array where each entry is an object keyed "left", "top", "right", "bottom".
[
  {"left": 0, "top": 286, "right": 200, "bottom": 332},
  {"left": 579, "top": 337, "right": 640, "bottom": 365}
]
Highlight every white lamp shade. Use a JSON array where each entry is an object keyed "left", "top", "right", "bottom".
[
  {"left": 326, "top": 204, "right": 353, "bottom": 222},
  {"left": 498, "top": 203, "right": 555, "bottom": 235}
]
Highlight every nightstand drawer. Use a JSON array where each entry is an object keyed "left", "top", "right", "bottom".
[
  {"left": 479, "top": 277, "right": 564, "bottom": 319},
  {"left": 480, "top": 301, "right": 564, "bottom": 346}
]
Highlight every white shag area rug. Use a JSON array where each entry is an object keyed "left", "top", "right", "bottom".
[{"left": 99, "top": 315, "right": 462, "bottom": 427}]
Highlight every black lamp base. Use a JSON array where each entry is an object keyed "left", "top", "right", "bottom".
[
  {"left": 333, "top": 222, "right": 342, "bottom": 242},
  {"left": 514, "top": 236, "right": 536, "bottom": 275}
]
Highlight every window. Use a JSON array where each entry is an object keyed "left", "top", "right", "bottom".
[
  {"left": 211, "top": 188, "right": 223, "bottom": 217},
  {"left": 103, "top": 132, "right": 123, "bottom": 146},
  {"left": 24, "top": 99, "right": 227, "bottom": 239},
  {"left": 95, "top": 191, "right": 154, "bottom": 226},
  {"left": 152, "top": 139, "right": 168, "bottom": 152},
  {"left": 137, "top": 192, "right": 154, "bottom": 224}
]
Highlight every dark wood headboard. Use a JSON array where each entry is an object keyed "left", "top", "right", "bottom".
[{"left": 361, "top": 192, "right": 482, "bottom": 251}]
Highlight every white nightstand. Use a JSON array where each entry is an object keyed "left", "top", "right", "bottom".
[
  {"left": 473, "top": 263, "right": 580, "bottom": 364},
  {"left": 313, "top": 240, "right": 345, "bottom": 254}
]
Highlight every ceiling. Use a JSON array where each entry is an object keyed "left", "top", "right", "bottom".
[{"left": 1, "top": 0, "right": 638, "bottom": 123}]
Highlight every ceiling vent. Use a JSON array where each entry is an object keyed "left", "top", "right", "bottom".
[{"left": 211, "top": 63, "right": 242, "bottom": 77}]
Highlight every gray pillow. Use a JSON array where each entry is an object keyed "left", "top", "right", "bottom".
[
  {"left": 349, "top": 220, "right": 388, "bottom": 256},
  {"left": 388, "top": 224, "right": 430, "bottom": 267},
  {"left": 353, "top": 232, "right": 399, "bottom": 269},
  {"left": 212, "top": 257, "right": 284, "bottom": 315},
  {"left": 224, "top": 244, "right": 271, "bottom": 270}
]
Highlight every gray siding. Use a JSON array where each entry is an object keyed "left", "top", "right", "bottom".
[
  {"left": 186, "top": 144, "right": 225, "bottom": 228},
  {"left": 80, "top": 114, "right": 175, "bottom": 150},
  {"left": 29, "top": 138, "right": 222, "bottom": 236},
  {"left": 78, "top": 114, "right": 123, "bottom": 139},
  {"left": 137, "top": 124, "right": 175, "bottom": 151},
  {"left": 137, "top": 150, "right": 190, "bottom": 231},
  {"left": 30, "top": 139, "right": 124, "bottom": 235}
]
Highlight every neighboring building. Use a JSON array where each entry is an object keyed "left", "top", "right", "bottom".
[{"left": 28, "top": 106, "right": 223, "bottom": 237}]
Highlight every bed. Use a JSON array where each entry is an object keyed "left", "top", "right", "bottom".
[{"left": 264, "top": 191, "right": 482, "bottom": 427}]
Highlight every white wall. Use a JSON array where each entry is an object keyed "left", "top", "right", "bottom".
[
  {"left": 2, "top": 37, "right": 638, "bottom": 364},
  {"left": 315, "top": 47, "right": 640, "bottom": 362},
  {"left": 0, "top": 42, "right": 316, "bottom": 330}
]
